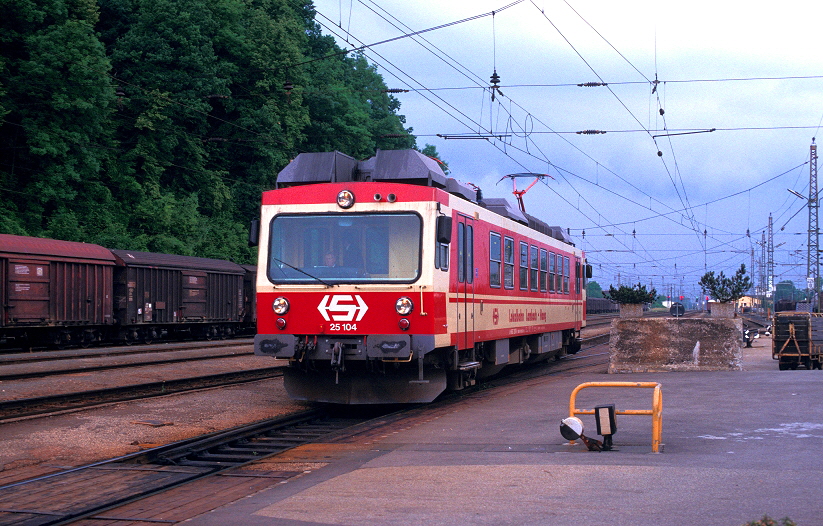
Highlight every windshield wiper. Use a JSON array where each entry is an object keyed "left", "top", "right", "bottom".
[{"left": 271, "top": 256, "right": 333, "bottom": 287}]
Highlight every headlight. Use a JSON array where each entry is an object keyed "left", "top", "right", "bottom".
[
  {"left": 395, "top": 297, "right": 413, "bottom": 315},
  {"left": 272, "top": 297, "right": 290, "bottom": 315},
  {"left": 337, "top": 190, "right": 355, "bottom": 209}
]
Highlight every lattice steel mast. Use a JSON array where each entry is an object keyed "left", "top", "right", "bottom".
[
  {"left": 768, "top": 214, "right": 774, "bottom": 301},
  {"left": 808, "top": 140, "right": 819, "bottom": 306}
]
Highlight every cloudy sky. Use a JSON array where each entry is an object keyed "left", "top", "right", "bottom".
[{"left": 310, "top": 0, "right": 823, "bottom": 300}]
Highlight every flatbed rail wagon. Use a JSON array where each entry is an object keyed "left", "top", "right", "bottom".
[{"left": 772, "top": 311, "right": 823, "bottom": 370}]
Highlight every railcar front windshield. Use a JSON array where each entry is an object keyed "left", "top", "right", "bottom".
[{"left": 268, "top": 213, "right": 422, "bottom": 284}]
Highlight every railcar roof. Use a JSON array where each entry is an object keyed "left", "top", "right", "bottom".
[
  {"left": 0, "top": 234, "right": 116, "bottom": 263},
  {"left": 110, "top": 249, "right": 245, "bottom": 274}
]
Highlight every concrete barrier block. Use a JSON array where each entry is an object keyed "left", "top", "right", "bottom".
[{"left": 609, "top": 318, "right": 743, "bottom": 373}]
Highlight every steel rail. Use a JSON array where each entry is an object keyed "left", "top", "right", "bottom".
[
  {"left": 0, "top": 350, "right": 255, "bottom": 381},
  {"left": 0, "top": 367, "right": 284, "bottom": 421},
  {"left": 0, "top": 408, "right": 368, "bottom": 526}
]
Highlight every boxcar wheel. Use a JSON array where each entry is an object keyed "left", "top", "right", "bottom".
[
  {"left": 144, "top": 328, "right": 158, "bottom": 344},
  {"left": 78, "top": 330, "right": 96, "bottom": 348},
  {"left": 125, "top": 329, "right": 139, "bottom": 346}
]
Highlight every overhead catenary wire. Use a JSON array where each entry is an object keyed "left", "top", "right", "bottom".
[
  {"left": 316, "top": 3, "right": 768, "bottom": 288},
  {"left": 315, "top": 1, "right": 805, "bottom": 290}
]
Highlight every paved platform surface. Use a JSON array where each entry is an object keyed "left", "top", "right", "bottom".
[{"left": 188, "top": 337, "right": 823, "bottom": 525}]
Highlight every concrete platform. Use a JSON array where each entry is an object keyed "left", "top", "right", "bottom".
[{"left": 188, "top": 337, "right": 823, "bottom": 525}]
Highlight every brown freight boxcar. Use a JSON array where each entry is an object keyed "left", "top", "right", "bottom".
[
  {"left": 0, "top": 234, "right": 116, "bottom": 348},
  {"left": 240, "top": 264, "right": 257, "bottom": 335},
  {"left": 109, "top": 249, "right": 247, "bottom": 343}
]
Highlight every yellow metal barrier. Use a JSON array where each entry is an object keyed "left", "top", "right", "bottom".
[{"left": 568, "top": 381, "right": 663, "bottom": 453}]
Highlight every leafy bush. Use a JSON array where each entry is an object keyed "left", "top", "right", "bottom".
[
  {"left": 699, "top": 264, "right": 752, "bottom": 303},
  {"left": 605, "top": 283, "right": 657, "bottom": 304}
]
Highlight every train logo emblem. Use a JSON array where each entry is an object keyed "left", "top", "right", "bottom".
[
  {"left": 492, "top": 308, "right": 499, "bottom": 325},
  {"left": 317, "top": 294, "right": 369, "bottom": 322}
]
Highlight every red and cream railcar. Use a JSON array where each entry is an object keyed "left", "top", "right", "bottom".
[{"left": 253, "top": 149, "right": 588, "bottom": 404}]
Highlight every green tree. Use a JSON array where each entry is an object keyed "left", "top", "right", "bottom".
[
  {"left": 298, "top": 17, "right": 415, "bottom": 157},
  {"left": 699, "top": 264, "right": 752, "bottom": 303},
  {"left": 100, "top": 0, "right": 310, "bottom": 259},
  {"left": 2, "top": 0, "right": 420, "bottom": 263},
  {"left": 420, "top": 144, "right": 449, "bottom": 174},
  {"left": 586, "top": 280, "right": 604, "bottom": 298},
  {"left": 605, "top": 283, "right": 657, "bottom": 304},
  {"left": 0, "top": 0, "right": 117, "bottom": 239}
]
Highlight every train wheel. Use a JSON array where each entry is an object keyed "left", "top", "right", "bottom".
[
  {"left": 779, "top": 359, "right": 791, "bottom": 371},
  {"left": 125, "top": 329, "right": 139, "bottom": 345},
  {"left": 54, "top": 331, "right": 71, "bottom": 350},
  {"left": 803, "top": 357, "right": 812, "bottom": 370},
  {"left": 78, "top": 330, "right": 96, "bottom": 348}
]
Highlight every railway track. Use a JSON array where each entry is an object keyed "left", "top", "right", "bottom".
[
  {"left": 0, "top": 338, "right": 253, "bottom": 364},
  {"left": 1, "top": 329, "right": 610, "bottom": 422},
  {"left": 0, "top": 367, "right": 284, "bottom": 421},
  {"left": 0, "top": 342, "right": 609, "bottom": 525},
  {"left": 0, "top": 408, "right": 372, "bottom": 526},
  {"left": 0, "top": 345, "right": 254, "bottom": 381}
]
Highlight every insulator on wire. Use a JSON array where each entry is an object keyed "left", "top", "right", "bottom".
[
  {"left": 490, "top": 70, "right": 503, "bottom": 101},
  {"left": 384, "top": 88, "right": 409, "bottom": 93},
  {"left": 576, "top": 130, "right": 607, "bottom": 135},
  {"left": 577, "top": 82, "right": 608, "bottom": 87}
]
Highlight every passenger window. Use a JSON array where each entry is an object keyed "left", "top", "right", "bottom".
[
  {"left": 490, "top": 232, "right": 501, "bottom": 288},
  {"left": 503, "top": 237, "right": 514, "bottom": 289},
  {"left": 519, "top": 242, "right": 528, "bottom": 290},
  {"left": 530, "top": 246, "right": 539, "bottom": 291},
  {"left": 549, "top": 252, "right": 556, "bottom": 293},
  {"left": 540, "top": 249, "right": 548, "bottom": 292}
]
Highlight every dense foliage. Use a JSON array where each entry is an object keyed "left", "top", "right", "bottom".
[
  {"left": 698, "top": 264, "right": 752, "bottom": 303},
  {"left": 0, "top": 0, "right": 418, "bottom": 263},
  {"left": 586, "top": 280, "right": 604, "bottom": 298},
  {"left": 605, "top": 283, "right": 657, "bottom": 305}
]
